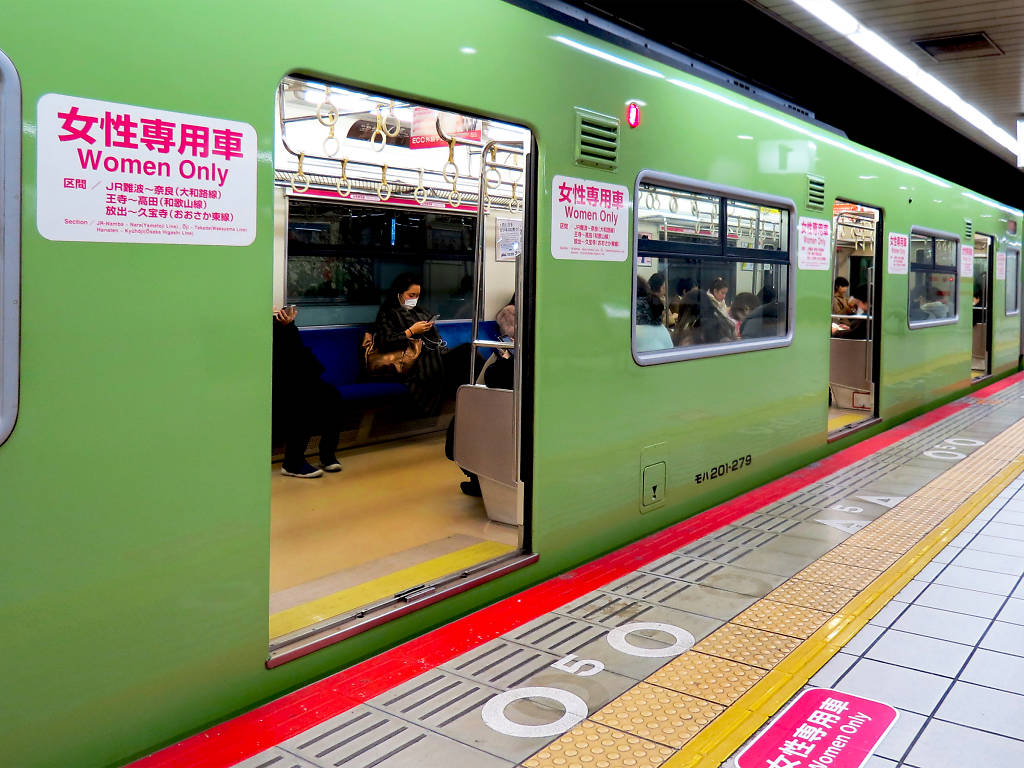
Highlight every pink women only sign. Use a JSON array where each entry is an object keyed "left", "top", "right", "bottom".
[{"left": 736, "top": 688, "right": 898, "bottom": 768}]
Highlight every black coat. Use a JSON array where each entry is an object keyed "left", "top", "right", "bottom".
[{"left": 375, "top": 302, "right": 446, "bottom": 415}]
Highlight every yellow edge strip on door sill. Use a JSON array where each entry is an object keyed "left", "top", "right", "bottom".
[
  {"left": 269, "top": 540, "right": 517, "bottom": 639},
  {"left": 664, "top": 456, "right": 1024, "bottom": 768}
]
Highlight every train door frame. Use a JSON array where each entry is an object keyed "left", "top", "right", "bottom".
[
  {"left": 973, "top": 232, "right": 995, "bottom": 379},
  {"left": 0, "top": 48, "right": 20, "bottom": 448},
  {"left": 827, "top": 199, "right": 883, "bottom": 440},
  {"left": 266, "top": 78, "right": 539, "bottom": 666}
]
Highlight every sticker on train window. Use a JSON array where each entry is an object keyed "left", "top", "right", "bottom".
[{"left": 36, "top": 93, "right": 257, "bottom": 246}]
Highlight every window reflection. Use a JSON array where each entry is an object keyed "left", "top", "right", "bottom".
[{"left": 908, "top": 232, "right": 958, "bottom": 326}]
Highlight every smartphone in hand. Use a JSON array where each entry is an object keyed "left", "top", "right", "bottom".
[{"left": 429, "top": 314, "right": 440, "bottom": 323}]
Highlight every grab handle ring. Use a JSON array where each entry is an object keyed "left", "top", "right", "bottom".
[
  {"left": 335, "top": 158, "right": 351, "bottom": 197},
  {"left": 378, "top": 164, "right": 392, "bottom": 201},
  {"left": 371, "top": 109, "right": 387, "bottom": 152},
  {"left": 413, "top": 168, "right": 428, "bottom": 205},
  {"left": 383, "top": 101, "right": 400, "bottom": 137},
  {"left": 442, "top": 137, "right": 458, "bottom": 184},
  {"left": 290, "top": 152, "right": 309, "bottom": 194}
]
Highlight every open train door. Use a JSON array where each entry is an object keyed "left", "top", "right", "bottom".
[
  {"left": 828, "top": 201, "right": 882, "bottom": 437},
  {"left": 973, "top": 233, "right": 994, "bottom": 379},
  {"left": 267, "top": 77, "right": 535, "bottom": 665}
]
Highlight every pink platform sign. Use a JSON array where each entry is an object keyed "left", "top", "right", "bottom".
[{"left": 736, "top": 688, "right": 898, "bottom": 768}]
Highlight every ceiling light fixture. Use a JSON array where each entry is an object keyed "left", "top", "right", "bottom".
[{"left": 788, "top": 0, "right": 1018, "bottom": 156}]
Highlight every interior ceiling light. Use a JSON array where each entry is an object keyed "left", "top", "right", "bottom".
[{"left": 788, "top": 0, "right": 1018, "bottom": 157}]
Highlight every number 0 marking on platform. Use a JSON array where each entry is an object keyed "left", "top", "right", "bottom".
[
  {"left": 482, "top": 621, "right": 693, "bottom": 738},
  {"left": 923, "top": 436, "right": 985, "bottom": 460},
  {"left": 480, "top": 687, "right": 588, "bottom": 737},
  {"left": 606, "top": 622, "right": 696, "bottom": 658}
]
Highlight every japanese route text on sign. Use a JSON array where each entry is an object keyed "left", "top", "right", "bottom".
[
  {"left": 997, "top": 251, "right": 1007, "bottom": 280},
  {"left": 961, "top": 245, "right": 975, "bottom": 278},
  {"left": 887, "top": 233, "right": 909, "bottom": 275},
  {"left": 736, "top": 688, "right": 898, "bottom": 768},
  {"left": 37, "top": 94, "right": 256, "bottom": 246},
  {"left": 797, "top": 217, "right": 831, "bottom": 270},
  {"left": 551, "top": 175, "right": 628, "bottom": 261}
]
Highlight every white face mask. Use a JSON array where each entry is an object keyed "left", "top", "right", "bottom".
[{"left": 403, "top": 298, "right": 418, "bottom": 309}]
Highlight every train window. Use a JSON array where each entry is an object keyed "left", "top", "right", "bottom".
[
  {"left": 908, "top": 229, "right": 959, "bottom": 328},
  {"left": 0, "top": 49, "right": 20, "bottom": 447},
  {"left": 633, "top": 174, "right": 793, "bottom": 364},
  {"left": 1006, "top": 249, "right": 1019, "bottom": 316},
  {"left": 286, "top": 201, "right": 477, "bottom": 327}
]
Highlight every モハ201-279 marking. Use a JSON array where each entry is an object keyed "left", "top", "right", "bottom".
[{"left": 696, "top": 455, "right": 752, "bottom": 485}]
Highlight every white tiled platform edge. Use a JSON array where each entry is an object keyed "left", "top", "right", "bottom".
[{"left": 729, "top": 474, "right": 1024, "bottom": 768}]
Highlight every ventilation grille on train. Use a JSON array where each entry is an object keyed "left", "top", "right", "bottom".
[
  {"left": 574, "top": 107, "right": 619, "bottom": 170},
  {"left": 965, "top": 220, "right": 974, "bottom": 239},
  {"left": 806, "top": 175, "right": 826, "bottom": 211}
]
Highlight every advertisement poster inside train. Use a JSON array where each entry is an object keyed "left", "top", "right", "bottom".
[
  {"left": 887, "top": 232, "right": 909, "bottom": 274},
  {"left": 551, "top": 175, "right": 628, "bottom": 261},
  {"left": 36, "top": 94, "right": 257, "bottom": 245},
  {"left": 797, "top": 216, "right": 831, "bottom": 269}
]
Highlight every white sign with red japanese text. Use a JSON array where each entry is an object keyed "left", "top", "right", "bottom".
[
  {"left": 798, "top": 217, "right": 831, "bottom": 270},
  {"left": 551, "top": 175, "right": 629, "bottom": 261},
  {"left": 887, "top": 233, "right": 909, "bottom": 275},
  {"left": 736, "top": 688, "right": 898, "bottom": 768},
  {"left": 961, "top": 245, "right": 975, "bottom": 278},
  {"left": 37, "top": 94, "right": 257, "bottom": 246},
  {"left": 997, "top": 251, "right": 1007, "bottom": 280}
]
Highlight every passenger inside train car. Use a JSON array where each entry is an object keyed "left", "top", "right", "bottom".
[
  {"left": 267, "top": 76, "right": 531, "bottom": 650},
  {"left": 634, "top": 179, "right": 791, "bottom": 357}
]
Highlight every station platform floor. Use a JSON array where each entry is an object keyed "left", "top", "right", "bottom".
[{"left": 131, "top": 374, "right": 1024, "bottom": 768}]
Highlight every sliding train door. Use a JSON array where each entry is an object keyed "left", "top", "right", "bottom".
[
  {"left": 267, "top": 76, "right": 534, "bottom": 663},
  {"left": 972, "top": 233, "right": 994, "bottom": 379},
  {"left": 828, "top": 202, "right": 882, "bottom": 436}
]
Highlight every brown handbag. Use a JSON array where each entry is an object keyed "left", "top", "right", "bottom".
[{"left": 362, "top": 332, "right": 422, "bottom": 376}]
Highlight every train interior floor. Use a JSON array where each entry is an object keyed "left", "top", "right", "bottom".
[
  {"left": 828, "top": 406, "right": 870, "bottom": 433},
  {"left": 136, "top": 374, "right": 1024, "bottom": 768},
  {"left": 270, "top": 432, "right": 519, "bottom": 639}
]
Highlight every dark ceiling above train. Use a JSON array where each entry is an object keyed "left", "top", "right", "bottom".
[{"left": 525, "top": 0, "right": 1024, "bottom": 208}]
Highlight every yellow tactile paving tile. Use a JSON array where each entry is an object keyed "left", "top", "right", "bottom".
[
  {"left": 694, "top": 624, "right": 801, "bottom": 670},
  {"left": 793, "top": 559, "right": 879, "bottom": 590},
  {"left": 820, "top": 543, "right": 900, "bottom": 569},
  {"left": 847, "top": 531, "right": 922, "bottom": 554},
  {"left": 522, "top": 719, "right": 676, "bottom": 768},
  {"left": 647, "top": 652, "right": 765, "bottom": 706},
  {"left": 589, "top": 681, "right": 724, "bottom": 748},
  {"left": 729, "top": 599, "right": 832, "bottom": 639},
  {"left": 766, "top": 579, "right": 859, "bottom": 613}
]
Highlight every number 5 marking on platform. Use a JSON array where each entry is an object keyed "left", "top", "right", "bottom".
[{"left": 551, "top": 653, "right": 605, "bottom": 677}]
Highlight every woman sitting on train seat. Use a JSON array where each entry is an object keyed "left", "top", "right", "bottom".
[
  {"left": 729, "top": 292, "right": 759, "bottom": 338},
  {"left": 373, "top": 273, "right": 449, "bottom": 415},
  {"left": 832, "top": 276, "right": 852, "bottom": 316},
  {"left": 636, "top": 276, "right": 673, "bottom": 351},
  {"left": 832, "top": 284, "right": 869, "bottom": 339},
  {"left": 699, "top": 276, "right": 737, "bottom": 344},
  {"left": 273, "top": 305, "right": 344, "bottom": 478},
  {"left": 669, "top": 278, "right": 701, "bottom": 344}
]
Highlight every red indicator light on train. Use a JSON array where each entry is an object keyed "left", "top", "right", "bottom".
[{"left": 626, "top": 102, "right": 641, "bottom": 128}]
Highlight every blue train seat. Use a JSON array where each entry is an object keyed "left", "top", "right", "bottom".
[{"left": 298, "top": 321, "right": 498, "bottom": 405}]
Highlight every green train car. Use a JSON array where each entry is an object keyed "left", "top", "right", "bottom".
[{"left": 1, "top": 1, "right": 1020, "bottom": 766}]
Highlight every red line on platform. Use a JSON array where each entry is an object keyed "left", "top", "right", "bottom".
[{"left": 130, "top": 372, "right": 1023, "bottom": 768}]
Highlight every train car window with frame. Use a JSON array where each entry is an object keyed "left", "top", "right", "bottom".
[
  {"left": 1005, "top": 248, "right": 1020, "bottom": 316},
  {"left": 632, "top": 172, "right": 794, "bottom": 365},
  {"left": 0, "top": 48, "right": 20, "bottom": 446},
  {"left": 908, "top": 228, "right": 959, "bottom": 328}
]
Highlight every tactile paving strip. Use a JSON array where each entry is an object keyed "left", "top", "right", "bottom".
[
  {"left": 729, "top": 600, "right": 831, "bottom": 639},
  {"left": 766, "top": 579, "right": 859, "bottom": 613},
  {"left": 522, "top": 720, "right": 675, "bottom": 768},
  {"left": 693, "top": 624, "right": 802, "bottom": 669},
  {"left": 646, "top": 653, "right": 764, "bottom": 706},
  {"left": 589, "top": 682, "right": 723, "bottom": 748}
]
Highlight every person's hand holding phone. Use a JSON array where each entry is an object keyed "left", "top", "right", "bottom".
[{"left": 274, "top": 305, "right": 298, "bottom": 325}]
